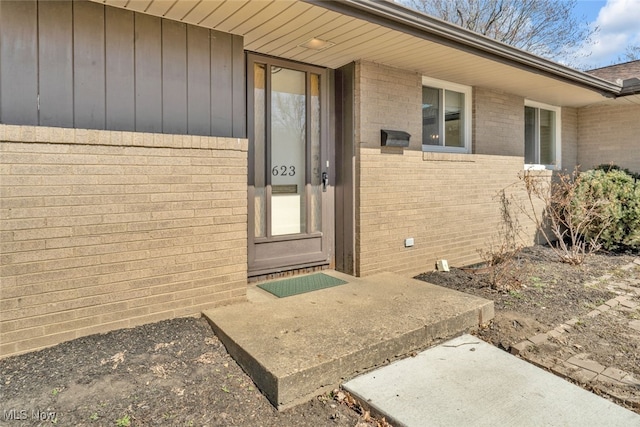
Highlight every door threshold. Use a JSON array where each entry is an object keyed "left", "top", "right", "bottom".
[{"left": 248, "top": 263, "right": 331, "bottom": 283}]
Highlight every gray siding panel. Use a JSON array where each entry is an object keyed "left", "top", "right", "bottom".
[
  {"left": 0, "top": 0, "right": 245, "bottom": 138},
  {"left": 211, "top": 31, "right": 233, "bottom": 137},
  {"left": 161, "top": 20, "right": 187, "bottom": 134},
  {"left": 135, "top": 13, "right": 163, "bottom": 133},
  {"left": 38, "top": 0, "right": 74, "bottom": 127},
  {"left": 232, "top": 34, "right": 246, "bottom": 138},
  {"left": 73, "top": 1, "right": 106, "bottom": 129},
  {"left": 105, "top": 7, "right": 135, "bottom": 131},
  {"left": 0, "top": 0, "right": 39, "bottom": 125},
  {"left": 187, "top": 25, "right": 211, "bottom": 136}
]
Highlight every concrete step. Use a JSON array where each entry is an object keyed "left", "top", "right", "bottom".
[{"left": 202, "top": 271, "right": 494, "bottom": 410}]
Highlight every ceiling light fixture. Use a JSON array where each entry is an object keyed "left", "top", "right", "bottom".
[{"left": 298, "top": 37, "right": 335, "bottom": 51}]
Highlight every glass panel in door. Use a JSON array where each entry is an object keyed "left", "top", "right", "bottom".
[
  {"left": 254, "top": 63, "right": 267, "bottom": 238},
  {"left": 270, "top": 67, "right": 306, "bottom": 235}
]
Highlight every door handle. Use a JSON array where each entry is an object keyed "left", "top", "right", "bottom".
[{"left": 322, "top": 172, "right": 329, "bottom": 192}]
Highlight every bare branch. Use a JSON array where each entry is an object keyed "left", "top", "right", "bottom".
[
  {"left": 516, "top": 169, "right": 610, "bottom": 265},
  {"left": 403, "top": 0, "right": 596, "bottom": 62}
]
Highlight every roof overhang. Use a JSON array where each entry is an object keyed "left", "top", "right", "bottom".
[
  {"left": 580, "top": 94, "right": 640, "bottom": 108},
  {"left": 621, "top": 78, "right": 640, "bottom": 97},
  {"left": 94, "top": 0, "right": 623, "bottom": 107}
]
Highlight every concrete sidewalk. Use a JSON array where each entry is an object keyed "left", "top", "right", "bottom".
[{"left": 343, "top": 334, "right": 640, "bottom": 427}]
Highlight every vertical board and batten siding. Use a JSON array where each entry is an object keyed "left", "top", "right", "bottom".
[
  {"left": 38, "top": 1, "right": 74, "bottom": 128},
  {"left": 162, "top": 19, "right": 188, "bottom": 135},
  {"left": 74, "top": 0, "right": 106, "bottom": 130},
  {"left": 135, "top": 12, "right": 163, "bottom": 133},
  {"left": 0, "top": 1, "right": 39, "bottom": 125},
  {"left": 0, "top": 0, "right": 246, "bottom": 138},
  {"left": 187, "top": 25, "right": 213, "bottom": 136},
  {"left": 105, "top": 6, "right": 135, "bottom": 131}
]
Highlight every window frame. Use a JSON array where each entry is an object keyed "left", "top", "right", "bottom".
[
  {"left": 421, "top": 76, "right": 472, "bottom": 154},
  {"left": 524, "top": 100, "right": 562, "bottom": 170}
]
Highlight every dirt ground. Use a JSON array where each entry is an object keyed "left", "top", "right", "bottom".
[
  {"left": 417, "top": 245, "right": 640, "bottom": 414},
  {"left": 2, "top": 245, "right": 639, "bottom": 426},
  {"left": 0, "top": 316, "right": 379, "bottom": 427}
]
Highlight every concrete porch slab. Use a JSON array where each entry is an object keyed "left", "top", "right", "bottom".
[{"left": 202, "top": 271, "right": 494, "bottom": 410}]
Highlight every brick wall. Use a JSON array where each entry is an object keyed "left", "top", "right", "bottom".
[
  {"left": 473, "top": 87, "right": 524, "bottom": 156},
  {"left": 353, "top": 62, "right": 542, "bottom": 277},
  {"left": 357, "top": 149, "right": 540, "bottom": 277},
  {"left": 562, "top": 107, "right": 579, "bottom": 170},
  {"left": 0, "top": 125, "right": 248, "bottom": 358},
  {"left": 355, "top": 61, "right": 422, "bottom": 150},
  {"left": 577, "top": 104, "right": 640, "bottom": 173},
  {"left": 472, "top": 89, "right": 581, "bottom": 172}
]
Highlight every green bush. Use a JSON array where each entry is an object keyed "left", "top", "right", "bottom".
[
  {"left": 594, "top": 163, "right": 640, "bottom": 181},
  {"left": 572, "top": 168, "right": 640, "bottom": 251}
]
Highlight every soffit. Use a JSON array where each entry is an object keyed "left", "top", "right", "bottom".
[
  {"left": 95, "top": 0, "right": 615, "bottom": 107},
  {"left": 584, "top": 94, "right": 640, "bottom": 107}
]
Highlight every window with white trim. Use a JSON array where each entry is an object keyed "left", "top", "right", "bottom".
[
  {"left": 421, "top": 77, "right": 472, "bottom": 153},
  {"left": 524, "top": 101, "right": 561, "bottom": 169}
]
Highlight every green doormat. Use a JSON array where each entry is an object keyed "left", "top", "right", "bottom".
[{"left": 257, "top": 273, "right": 348, "bottom": 298}]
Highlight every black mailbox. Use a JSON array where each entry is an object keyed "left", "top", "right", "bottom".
[{"left": 381, "top": 129, "right": 410, "bottom": 147}]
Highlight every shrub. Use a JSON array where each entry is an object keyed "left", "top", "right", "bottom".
[
  {"left": 572, "top": 168, "right": 640, "bottom": 251},
  {"left": 520, "top": 169, "right": 608, "bottom": 265},
  {"left": 594, "top": 163, "right": 640, "bottom": 182}
]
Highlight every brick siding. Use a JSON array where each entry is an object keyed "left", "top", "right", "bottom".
[
  {"left": 357, "top": 149, "right": 542, "bottom": 276},
  {"left": 354, "top": 61, "right": 422, "bottom": 150},
  {"left": 561, "top": 107, "right": 579, "bottom": 170},
  {"left": 473, "top": 87, "right": 524, "bottom": 156},
  {"left": 577, "top": 104, "right": 640, "bottom": 173},
  {"left": 0, "top": 125, "right": 248, "bottom": 357},
  {"left": 354, "top": 61, "right": 544, "bottom": 277}
]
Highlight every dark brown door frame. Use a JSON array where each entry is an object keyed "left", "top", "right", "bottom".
[
  {"left": 334, "top": 63, "right": 356, "bottom": 276},
  {"left": 247, "top": 52, "right": 334, "bottom": 277}
]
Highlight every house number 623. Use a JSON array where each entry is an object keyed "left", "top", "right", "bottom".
[{"left": 271, "top": 165, "right": 296, "bottom": 176}]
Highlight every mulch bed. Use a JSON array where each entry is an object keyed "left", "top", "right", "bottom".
[
  {"left": 0, "top": 317, "right": 374, "bottom": 426},
  {"left": 416, "top": 245, "right": 640, "bottom": 413},
  {"left": 2, "top": 245, "right": 638, "bottom": 425}
]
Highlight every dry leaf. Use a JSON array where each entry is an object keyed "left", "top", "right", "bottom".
[
  {"left": 154, "top": 342, "right": 174, "bottom": 351},
  {"left": 150, "top": 364, "right": 167, "bottom": 378},
  {"left": 196, "top": 352, "right": 216, "bottom": 364}
]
